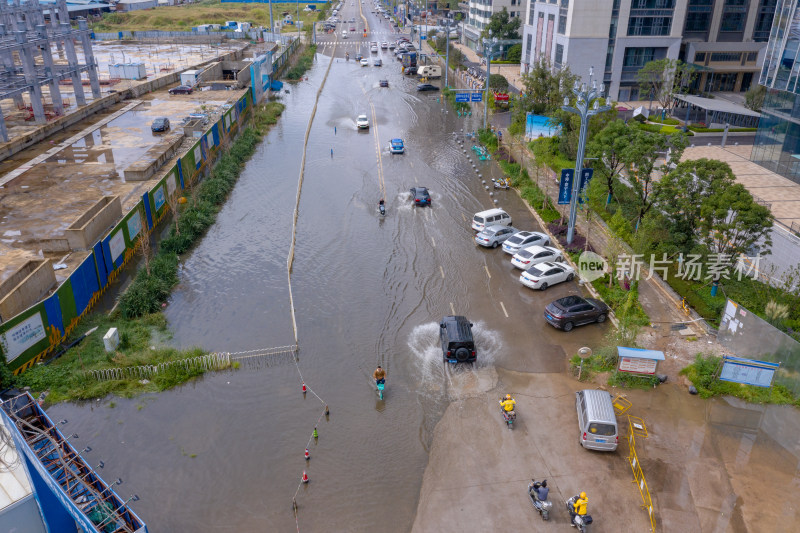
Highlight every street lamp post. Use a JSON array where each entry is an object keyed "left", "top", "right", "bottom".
[
  {"left": 561, "top": 67, "right": 611, "bottom": 245},
  {"left": 482, "top": 34, "right": 497, "bottom": 130}
]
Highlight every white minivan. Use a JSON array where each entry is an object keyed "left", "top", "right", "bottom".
[
  {"left": 471, "top": 208, "right": 511, "bottom": 232},
  {"left": 342, "top": 30, "right": 348, "bottom": 39}
]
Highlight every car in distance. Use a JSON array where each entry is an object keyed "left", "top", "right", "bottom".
[
  {"left": 388, "top": 42, "right": 396, "bottom": 49},
  {"left": 544, "top": 295, "right": 609, "bottom": 332},
  {"left": 389, "top": 138, "right": 404, "bottom": 153},
  {"left": 151, "top": 117, "right": 170, "bottom": 133},
  {"left": 520, "top": 261, "right": 575, "bottom": 290},
  {"left": 379, "top": 79, "right": 389, "bottom": 87},
  {"left": 410, "top": 186, "right": 431, "bottom": 206},
  {"left": 168, "top": 85, "right": 193, "bottom": 95},
  {"left": 440, "top": 315, "right": 477, "bottom": 363},
  {"left": 502, "top": 231, "right": 550, "bottom": 255},
  {"left": 475, "top": 225, "right": 518, "bottom": 248},
  {"left": 374, "top": 58, "right": 382, "bottom": 66},
  {"left": 417, "top": 83, "right": 439, "bottom": 92},
  {"left": 356, "top": 114, "right": 369, "bottom": 129},
  {"left": 360, "top": 58, "right": 369, "bottom": 66},
  {"left": 511, "top": 245, "right": 562, "bottom": 269},
  {"left": 381, "top": 42, "right": 389, "bottom": 49}
]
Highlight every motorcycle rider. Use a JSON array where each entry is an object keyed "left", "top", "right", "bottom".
[
  {"left": 570, "top": 492, "right": 588, "bottom": 527},
  {"left": 373, "top": 365, "right": 386, "bottom": 387},
  {"left": 532, "top": 479, "right": 549, "bottom": 503},
  {"left": 379, "top": 199, "right": 385, "bottom": 215},
  {"left": 499, "top": 394, "right": 516, "bottom": 414}
]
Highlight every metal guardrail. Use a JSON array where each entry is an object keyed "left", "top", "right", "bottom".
[
  {"left": 86, "top": 352, "right": 230, "bottom": 382},
  {"left": 627, "top": 416, "right": 656, "bottom": 532}
]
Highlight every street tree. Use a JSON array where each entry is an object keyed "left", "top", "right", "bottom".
[
  {"left": 653, "top": 158, "right": 735, "bottom": 253},
  {"left": 636, "top": 59, "right": 697, "bottom": 112},
  {"left": 744, "top": 84, "right": 766, "bottom": 112},
  {"left": 698, "top": 182, "right": 774, "bottom": 263},
  {"left": 506, "top": 43, "right": 522, "bottom": 63},
  {"left": 587, "top": 120, "right": 636, "bottom": 206},
  {"left": 480, "top": 8, "right": 521, "bottom": 40},
  {"left": 489, "top": 73, "right": 509, "bottom": 91}
]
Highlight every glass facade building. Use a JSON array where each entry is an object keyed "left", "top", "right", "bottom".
[{"left": 752, "top": 0, "right": 800, "bottom": 184}]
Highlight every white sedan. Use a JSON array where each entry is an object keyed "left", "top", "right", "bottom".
[
  {"left": 356, "top": 114, "right": 369, "bottom": 128},
  {"left": 510, "top": 245, "right": 562, "bottom": 269},
  {"left": 360, "top": 58, "right": 369, "bottom": 66},
  {"left": 502, "top": 231, "right": 550, "bottom": 255},
  {"left": 519, "top": 261, "right": 575, "bottom": 290}
]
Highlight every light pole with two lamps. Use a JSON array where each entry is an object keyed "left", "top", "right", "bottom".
[{"left": 561, "top": 67, "right": 611, "bottom": 245}]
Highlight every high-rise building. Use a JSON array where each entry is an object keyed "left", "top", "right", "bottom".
[
  {"left": 463, "top": 0, "right": 526, "bottom": 51},
  {"left": 751, "top": 0, "right": 800, "bottom": 184},
  {"left": 520, "top": 0, "right": 776, "bottom": 101}
]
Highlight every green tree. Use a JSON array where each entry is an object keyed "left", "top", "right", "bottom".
[
  {"left": 506, "top": 43, "right": 522, "bottom": 63},
  {"left": 744, "top": 84, "right": 766, "bottom": 112},
  {"left": 489, "top": 74, "right": 509, "bottom": 91},
  {"left": 480, "top": 8, "right": 521, "bottom": 40},
  {"left": 515, "top": 58, "right": 578, "bottom": 116},
  {"left": 587, "top": 120, "right": 636, "bottom": 206},
  {"left": 699, "top": 183, "right": 774, "bottom": 262},
  {"left": 653, "top": 158, "right": 736, "bottom": 253},
  {"left": 636, "top": 59, "right": 697, "bottom": 112}
]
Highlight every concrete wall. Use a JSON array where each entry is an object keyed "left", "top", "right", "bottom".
[
  {"left": 0, "top": 260, "right": 55, "bottom": 322},
  {"left": 124, "top": 134, "right": 184, "bottom": 181},
  {"left": 65, "top": 196, "right": 122, "bottom": 251}
]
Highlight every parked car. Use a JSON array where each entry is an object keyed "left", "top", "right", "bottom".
[
  {"left": 151, "top": 117, "right": 170, "bottom": 133},
  {"left": 544, "top": 295, "right": 609, "bottom": 332},
  {"left": 374, "top": 58, "right": 382, "bottom": 66},
  {"left": 379, "top": 79, "right": 389, "bottom": 87},
  {"left": 475, "top": 225, "right": 518, "bottom": 248},
  {"left": 519, "top": 262, "right": 575, "bottom": 290},
  {"left": 388, "top": 42, "right": 396, "bottom": 49},
  {"left": 168, "top": 85, "right": 193, "bottom": 95},
  {"left": 440, "top": 315, "right": 477, "bottom": 363},
  {"left": 417, "top": 83, "right": 439, "bottom": 92},
  {"left": 511, "top": 245, "right": 562, "bottom": 269},
  {"left": 381, "top": 42, "right": 389, "bottom": 49},
  {"left": 502, "top": 231, "right": 550, "bottom": 255},
  {"left": 410, "top": 186, "right": 430, "bottom": 206},
  {"left": 389, "top": 138, "right": 404, "bottom": 153},
  {"left": 472, "top": 208, "right": 511, "bottom": 232},
  {"left": 350, "top": 26, "right": 356, "bottom": 31},
  {"left": 356, "top": 114, "right": 369, "bottom": 129}
]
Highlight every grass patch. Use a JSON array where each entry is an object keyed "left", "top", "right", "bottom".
[
  {"left": 647, "top": 116, "right": 680, "bottom": 125},
  {"left": 530, "top": 136, "right": 576, "bottom": 174},
  {"left": 681, "top": 354, "right": 800, "bottom": 405},
  {"left": 285, "top": 44, "right": 317, "bottom": 81},
  {"left": 590, "top": 276, "right": 650, "bottom": 326},
  {"left": 16, "top": 312, "right": 209, "bottom": 403},
  {"left": 607, "top": 371, "right": 661, "bottom": 389},
  {"left": 118, "top": 102, "right": 285, "bottom": 319},
  {"left": 442, "top": 86, "right": 470, "bottom": 112}
]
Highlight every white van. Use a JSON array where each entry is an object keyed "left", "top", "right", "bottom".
[
  {"left": 471, "top": 208, "right": 511, "bottom": 232},
  {"left": 417, "top": 65, "right": 442, "bottom": 78},
  {"left": 342, "top": 30, "right": 348, "bottom": 39},
  {"left": 575, "top": 389, "right": 619, "bottom": 452}
]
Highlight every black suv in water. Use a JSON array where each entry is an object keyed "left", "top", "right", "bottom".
[{"left": 440, "top": 316, "right": 477, "bottom": 363}]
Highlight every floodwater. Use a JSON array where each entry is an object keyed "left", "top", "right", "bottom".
[{"left": 47, "top": 8, "right": 609, "bottom": 531}]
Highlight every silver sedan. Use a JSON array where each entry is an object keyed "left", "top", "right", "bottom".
[
  {"left": 502, "top": 231, "right": 550, "bottom": 255},
  {"left": 474, "top": 225, "right": 518, "bottom": 248}
]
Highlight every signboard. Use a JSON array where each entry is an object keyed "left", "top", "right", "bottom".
[
  {"left": 153, "top": 184, "right": 166, "bottom": 212},
  {"left": 455, "top": 92, "right": 470, "bottom": 102},
  {"left": 719, "top": 356, "right": 779, "bottom": 388},
  {"left": 0, "top": 312, "right": 46, "bottom": 363},
  {"left": 127, "top": 210, "right": 142, "bottom": 240},
  {"left": 471, "top": 92, "right": 483, "bottom": 102},
  {"left": 420, "top": 35, "right": 426, "bottom": 40},
  {"left": 494, "top": 92, "right": 509, "bottom": 102},
  {"left": 578, "top": 168, "right": 594, "bottom": 204},
  {"left": 166, "top": 171, "right": 177, "bottom": 196},
  {"left": 558, "top": 169, "right": 574, "bottom": 204},
  {"left": 249, "top": 52, "right": 273, "bottom": 104},
  {"left": 619, "top": 357, "right": 658, "bottom": 375},
  {"left": 109, "top": 229, "right": 125, "bottom": 262}
]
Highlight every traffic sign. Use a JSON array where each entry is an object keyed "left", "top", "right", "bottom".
[
  {"left": 471, "top": 92, "right": 483, "bottom": 102},
  {"left": 494, "top": 93, "right": 509, "bottom": 102},
  {"left": 421, "top": 35, "right": 427, "bottom": 40},
  {"left": 455, "top": 93, "right": 470, "bottom": 102}
]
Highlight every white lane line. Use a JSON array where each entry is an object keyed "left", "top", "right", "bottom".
[
  {"left": 410, "top": 161, "right": 413, "bottom": 168},
  {"left": 415, "top": 176, "right": 418, "bottom": 183},
  {"left": 440, "top": 265, "right": 445, "bottom": 278},
  {"left": 500, "top": 301, "right": 509, "bottom": 318},
  {"left": 450, "top": 302, "right": 455, "bottom": 315},
  {"left": 484, "top": 265, "right": 491, "bottom": 279},
  {"left": 431, "top": 236, "right": 436, "bottom": 247},
  {"left": 461, "top": 213, "right": 467, "bottom": 222}
]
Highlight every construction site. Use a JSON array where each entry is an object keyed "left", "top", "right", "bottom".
[{"left": 0, "top": 0, "right": 294, "bottom": 365}]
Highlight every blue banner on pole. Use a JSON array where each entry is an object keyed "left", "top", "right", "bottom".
[
  {"left": 471, "top": 92, "right": 483, "bottom": 102},
  {"left": 578, "top": 168, "right": 594, "bottom": 204},
  {"left": 455, "top": 93, "right": 470, "bottom": 102},
  {"left": 558, "top": 169, "right": 574, "bottom": 204}
]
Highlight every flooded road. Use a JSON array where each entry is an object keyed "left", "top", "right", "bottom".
[{"left": 47, "top": 7, "right": 607, "bottom": 532}]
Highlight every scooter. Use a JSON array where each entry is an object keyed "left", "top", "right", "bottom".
[
  {"left": 527, "top": 480, "right": 552, "bottom": 520},
  {"left": 492, "top": 178, "right": 509, "bottom": 190},
  {"left": 565, "top": 496, "right": 593, "bottom": 532},
  {"left": 499, "top": 403, "right": 516, "bottom": 429},
  {"left": 379, "top": 202, "right": 386, "bottom": 216}
]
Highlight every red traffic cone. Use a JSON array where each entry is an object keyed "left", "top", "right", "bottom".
[
  {"left": 301, "top": 470, "right": 309, "bottom": 483},
  {"left": 302, "top": 382, "right": 307, "bottom": 393},
  {"left": 304, "top": 448, "right": 310, "bottom": 460}
]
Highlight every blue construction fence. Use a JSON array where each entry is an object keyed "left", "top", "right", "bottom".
[{"left": 0, "top": 92, "right": 254, "bottom": 374}]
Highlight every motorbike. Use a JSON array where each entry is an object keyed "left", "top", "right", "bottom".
[
  {"left": 527, "top": 480, "right": 552, "bottom": 520},
  {"left": 379, "top": 202, "right": 386, "bottom": 216},
  {"left": 499, "top": 403, "right": 516, "bottom": 429},
  {"left": 492, "top": 178, "right": 509, "bottom": 190},
  {"left": 565, "top": 496, "right": 593, "bottom": 532}
]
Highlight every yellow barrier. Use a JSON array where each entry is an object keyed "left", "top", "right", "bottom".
[
  {"left": 627, "top": 416, "right": 657, "bottom": 532},
  {"left": 613, "top": 394, "right": 633, "bottom": 415}
]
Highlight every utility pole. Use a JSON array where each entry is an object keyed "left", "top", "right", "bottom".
[
  {"left": 483, "top": 33, "right": 496, "bottom": 130},
  {"left": 445, "top": 20, "right": 450, "bottom": 87},
  {"left": 561, "top": 67, "right": 611, "bottom": 245}
]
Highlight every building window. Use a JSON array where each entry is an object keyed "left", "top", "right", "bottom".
[
  {"left": 555, "top": 44, "right": 564, "bottom": 66},
  {"left": 684, "top": 12, "right": 712, "bottom": 33},
  {"left": 558, "top": 14, "right": 567, "bottom": 34},
  {"left": 720, "top": 13, "right": 746, "bottom": 32},
  {"left": 511, "top": 0, "right": 516, "bottom": 4},
  {"left": 746, "top": 52, "right": 758, "bottom": 62},
  {"left": 630, "top": 0, "right": 675, "bottom": 7},
  {"left": 526, "top": 34, "right": 532, "bottom": 63},
  {"left": 623, "top": 47, "right": 657, "bottom": 68},
  {"left": 753, "top": 0, "right": 777, "bottom": 42},
  {"left": 694, "top": 52, "right": 706, "bottom": 62},
  {"left": 710, "top": 52, "right": 743, "bottom": 62},
  {"left": 628, "top": 16, "right": 672, "bottom": 36},
  {"left": 528, "top": 4, "right": 535, "bottom": 25},
  {"left": 605, "top": 45, "right": 614, "bottom": 69}
]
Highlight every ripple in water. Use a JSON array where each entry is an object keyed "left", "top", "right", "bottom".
[{"left": 407, "top": 321, "right": 500, "bottom": 402}]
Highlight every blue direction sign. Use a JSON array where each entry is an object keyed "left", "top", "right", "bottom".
[
  {"left": 421, "top": 35, "right": 427, "bottom": 40},
  {"left": 558, "top": 169, "right": 575, "bottom": 204},
  {"left": 471, "top": 92, "right": 483, "bottom": 102},
  {"left": 455, "top": 93, "right": 470, "bottom": 102},
  {"left": 577, "top": 168, "right": 594, "bottom": 204}
]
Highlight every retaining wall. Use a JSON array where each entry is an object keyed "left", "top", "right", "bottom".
[
  {"left": 65, "top": 196, "right": 122, "bottom": 251},
  {"left": 0, "top": 260, "right": 56, "bottom": 323}
]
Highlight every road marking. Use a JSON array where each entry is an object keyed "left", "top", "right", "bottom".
[
  {"left": 410, "top": 161, "right": 413, "bottom": 168},
  {"left": 500, "top": 301, "right": 509, "bottom": 318},
  {"left": 461, "top": 213, "right": 467, "bottom": 222},
  {"left": 415, "top": 176, "right": 418, "bottom": 183},
  {"left": 431, "top": 236, "right": 436, "bottom": 247},
  {"left": 440, "top": 265, "right": 445, "bottom": 278},
  {"left": 450, "top": 302, "right": 455, "bottom": 314},
  {"left": 484, "top": 265, "right": 491, "bottom": 279}
]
